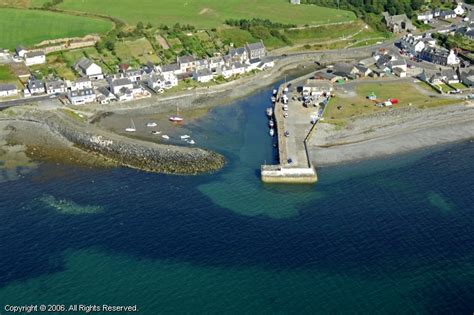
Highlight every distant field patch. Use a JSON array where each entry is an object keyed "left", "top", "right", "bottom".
[
  {"left": 0, "top": 8, "right": 113, "bottom": 49},
  {"left": 325, "top": 81, "right": 460, "bottom": 122},
  {"left": 0, "top": 65, "right": 16, "bottom": 81},
  {"left": 52, "top": 0, "right": 356, "bottom": 29}
]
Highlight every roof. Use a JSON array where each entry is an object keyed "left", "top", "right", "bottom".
[
  {"left": 75, "top": 57, "right": 95, "bottom": 70},
  {"left": 45, "top": 80, "right": 65, "bottom": 89},
  {"left": 162, "top": 63, "right": 180, "bottom": 72},
  {"left": 28, "top": 79, "right": 44, "bottom": 89},
  {"left": 246, "top": 41, "right": 265, "bottom": 51},
  {"left": 97, "top": 86, "right": 112, "bottom": 96},
  {"left": 70, "top": 88, "right": 95, "bottom": 97},
  {"left": 111, "top": 78, "right": 132, "bottom": 86},
  {"left": 0, "top": 84, "right": 17, "bottom": 91},
  {"left": 195, "top": 68, "right": 212, "bottom": 76},
  {"left": 177, "top": 55, "right": 195, "bottom": 64},
  {"left": 333, "top": 62, "right": 356, "bottom": 75},
  {"left": 25, "top": 50, "right": 45, "bottom": 58}
]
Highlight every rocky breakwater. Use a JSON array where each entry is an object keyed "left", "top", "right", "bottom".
[{"left": 18, "top": 109, "right": 226, "bottom": 175}]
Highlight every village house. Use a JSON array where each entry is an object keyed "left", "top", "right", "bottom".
[
  {"left": 109, "top": 78, "right": 134, "bottom": 95},
  {"left": 27, "top": 78, "right": 45, "bottom": 95},
  {"left": 454, "top": 2, "right": 465, "bottom": 16},
  {"left": 419, "top": 47, "right": 460, "bottom": 66},
  {"left": 313, "top": 71, "right": 344, "bottom": 83},
  {"left": 74, "top": 57, "right": 104, "bottom": 80},
  {"left": 45, "top": 80, "right": 67, "bottom": 95},
  {"left": 209, "top": 56, "right": 225, "bottom": 72},
  {"left": 459, "top": 69, "right": 474, "bottom": 86},
  {"left": 332, "top": 62, "right": 359, "bottom": 79},
  {"left": 68, "top": 88, "right": 96, "bottom": 105},
  {"left": 433, "top": 8, "right": 441, "bottom": 18},
  {"left": 388, "top": 59, "right": 407, "bottom": 72},
  {"left": 382, "top": 12, "right": 416, "bottom": 33},
  {"left": 290, "top": 0, "right": 301, "bottom": 4},
  {"left": 456, "top": 23, "right": 474, "bottom": 39},
  {"left": 219, "top": 62, "right": 247, "bottom": 78},
  {"left": 0, "top": 84, "right": 18, "bottom": 97},
  {"left": 358, "top": 56, "right": 377, "bottom": 67},
  {"left": 420, "top": 70, "right": 444, "bottom": 85},
  {"left": 24, "top": 51, "right": 45, "bottom": 66},
  {"left": 440, "top": 10, "right": 457, "bottom": 19},
  {"left": 355, "top": 64, "right": 372, "bottom": 77},
  {"left": 15, "top": 46, "right": 27, "bottom": 58},
  {"left": 177, "top": 55, "right": 196, "bottom": 73},
  {"left": 123, "top": 69, "right": 143, "bottom": 82},
  {"left": 417, "top": 11, "right": 434, "bottom": 24},
  {"left": 194, "top": 59, "right": 210, "bottom": 71},
  {"left": 193, "top": 68, "right": 214, "bottom": 83},
  {"left": 147, "top": 73, "right": 166, "bottom": 91},
  {"left": 69, "top": 77, "right": 92, "bottom": 91},
  {"left": 440, "top": 69, "right": 460, "bottom": 84},
  {"left": 96, "top": 86, "right": 117, "bottom": 104},
  {"left": 228, "top": 47, "right": 248, "bottom": 63},
  {"left": 245, "top": 41, "right": 266, "bottom": 60},
  {"left": 302, "top": 79, "right": 333, "bottom": 97}
]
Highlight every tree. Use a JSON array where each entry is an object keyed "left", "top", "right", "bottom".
[{"left": 105, "top": 40, "right": 115, "bottom": 51}]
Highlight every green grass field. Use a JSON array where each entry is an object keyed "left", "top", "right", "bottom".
[
  {"left": 0, "top": 8, "right": 113, "bottom": 49},
  {"left": 0, "top": 65, "right": 16, "bottom": 82},
  {"left": 325, "top": 82, "right": 459, "bottom": 123},
  {"left": 47, "top": 0, "right": 356, "bottom": 29}
]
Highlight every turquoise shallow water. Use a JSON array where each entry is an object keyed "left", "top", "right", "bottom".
[{"left": 0, "top": 87, "right": 473, "bottom": 314}]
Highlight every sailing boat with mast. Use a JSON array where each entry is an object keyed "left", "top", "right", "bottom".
[
  {"left": 169, "top": 105, "right": 184, "bottom": 123},
  {"left": 125, "top": 119, "right": 136, "bottom": 132}
]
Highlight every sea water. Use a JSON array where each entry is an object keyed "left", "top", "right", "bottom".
[{"left": 0, "top": 87, "right": 473, "bottom": 314}]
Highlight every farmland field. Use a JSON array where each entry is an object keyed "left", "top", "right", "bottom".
[
  {"left": 0, "top": 8, "right": 113, "bottom": 49},
  {"left": 45, "top": 0, "right": 356, "bottom": 29}
]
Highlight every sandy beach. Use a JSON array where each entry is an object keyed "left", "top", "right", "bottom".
[{"left": 310, "top": 103, "right": 474, "bottom": 166}]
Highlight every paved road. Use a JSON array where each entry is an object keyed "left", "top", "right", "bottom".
[{"left": 0, "top": 94, "right": 60, "bottom": 110}]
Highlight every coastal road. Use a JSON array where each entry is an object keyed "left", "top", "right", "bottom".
[{"left": 0, "top": 94, "right": 60, "bottom": 110}]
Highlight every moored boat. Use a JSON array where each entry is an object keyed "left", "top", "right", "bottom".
[
  {"left": 146, "top": 122, "right": 157, "bottom": 127},
  {"left": 269, "top": 120, "right": 274, "bottom": 128},
  {"left": 162, "top": 135, "right": 170, "bottom": 140},
  {"left": 266, "top": 107, "right": 273, "bottom": 117},
  {"left": 125, "top": 119, "right": 136, "bottom": 132},
  {"left": 269, "top": 128, "right": 275, "bottom": 137}
]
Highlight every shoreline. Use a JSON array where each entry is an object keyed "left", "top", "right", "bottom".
[{"left": 310, "top": 103, "right": 474, "bottom": 166}]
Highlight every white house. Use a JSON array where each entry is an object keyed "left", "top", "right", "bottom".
[
  {"left": 109, "top": 78, "right": 133, "bottom": 95},
  {"left": 447, "top": 49, "right": 460, "bottom": 65},
  {"left": 27, "top": 78, "right": 45, "bottom": 95},
  {"left": 69, "top": 77, "right": 92, "bottom": 91},
  {"left": 159, "top": 68, "right": 179, "bottom": 88},
  {"left": 455, "top": 3, "right": 465, "bottom": 16},
  {"left": 417, "top": 11, "right": 434, "bottom": 23},
  {"left": 388, "top": 59, "right": 407, "bottom": 72},
  {"left": 45, "top": 80, "right": 67, "bottom": 95},
  {"left": 74, "top": 57, "right": 104, "bottom": 80},
  {"left": 96, "top": 86, "right": 117, "bottom": 104},
  {"left": 0, "top": 84, "right": 18, "bottom": 97},
  {"left": 147, "top": 73, "right": 166, "bottom": 90},
  {"left": 193, "top": 68, "right": 214, "bottom": 83},
  {"left": 440, "top": 10, "right": 456, "bottom": 19},
  {"left": 177, "top": 55, "right": 196, "bottom": 73},
  {"left": 24, "top": 51, "right": 45, "bottom": 66},
  {"left": 15, "top": 46, "right": 27, "bottom": 58},
  {"left": 68, "top": 88, "right": 96, "bottom": 105}
]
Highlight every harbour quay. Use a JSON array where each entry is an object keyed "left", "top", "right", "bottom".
[{"left": 261, "top": 75, "right": 332, "bottom": 184}]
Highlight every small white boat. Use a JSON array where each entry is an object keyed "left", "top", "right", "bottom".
[
  {"left": 162, "top": 135, "right": 170, "bottom": 140},
  {"left": 146, "top": 122, "right": 157, "bottom": 127},
  {"left": 180, "top": 135, "right": 191, "bottom": 140},
  {"left": 151, "top": 131, "right": 161, "bottom": 135},
  {"left": 266, "top": 107, "right": 273, "bottom": 117},
  {"left": 187, "top": 140, "right": 195, "bottom": 145},
  {"left": 169, "top": 116, "right": 184, "bottom": 122},
  {"left": 271, "top": 96, "right": 276, "bottom": 103},
  {"left": 125, "top": 119, "right": 136, "bottom": 132},
  {"left": 269, "top": 120, "right": 274, "bottom": 128},
  {"left": 272, "top": 89, "right": 278, "bottom": 95},
  {"left": 170, "top": 105, "right": 184, "bottom": 122},
  {"left": 269, "top": 128, "right": 275, "bottom": 137}
]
